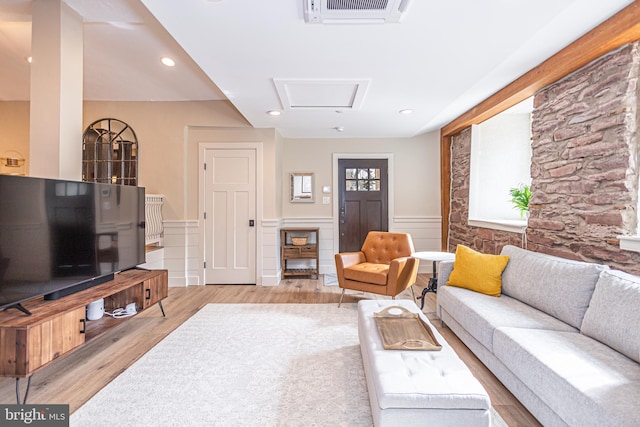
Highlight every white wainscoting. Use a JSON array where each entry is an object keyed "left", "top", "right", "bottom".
[
  {"left": 261, "top": 219, "right": 282, "bottom": 286},
  {"left": 153, "top": 216, "right": 441, "bottom": 286},
  {"left": 163, "top": 220, "right": 200, "bottom": 287},
  {"left": 280, "top": 216, "right": 441, "bottom": 276},
  {"left": 391, "top": 216, "right": 443, "bottom": 274},
  {"left": 280, "top": 218, "right": 335, "bottom": 276},
  {"left": 159, "top": 219, "right": 283, "bottom": 287},
  {"left": 140, "top": 247, "right": 164, "bottom": 270}
]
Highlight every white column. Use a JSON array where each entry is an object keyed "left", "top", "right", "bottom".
[{"left": 29, "top": 0, "right": 83, "bottom": 180}]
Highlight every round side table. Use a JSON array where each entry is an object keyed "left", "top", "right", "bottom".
[{"left": 412, "top": 251, "right": 456, "bottom": 309}]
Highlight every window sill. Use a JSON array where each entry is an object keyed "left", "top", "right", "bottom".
[
  {"left": 618, "top": 235, "right": 640, "bottom": 253},
  {"left": 468, "top": 218, "right": 528, "bottom": 234}
]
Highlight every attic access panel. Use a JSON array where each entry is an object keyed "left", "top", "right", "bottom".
[{"left": 274, "top": 79, "right": 370, "bottom": 110}]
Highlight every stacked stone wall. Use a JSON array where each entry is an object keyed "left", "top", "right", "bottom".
[
  {"left": 527, "top": 42, "right": 640, "bottom": 273},
  {"left": 447, "top": 42, "right": 640, "bottom": 274}
]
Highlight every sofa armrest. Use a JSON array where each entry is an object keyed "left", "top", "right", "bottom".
[
  {"left": 436, "top": 260, "right": 454, "bottom": 320},
  {"left": 438, "top": 260, "right": 455, "bottom": 286}
]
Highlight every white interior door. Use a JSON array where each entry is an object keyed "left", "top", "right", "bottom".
[{"left": 203, "top": 148, "right": 256, "bottom": 284}]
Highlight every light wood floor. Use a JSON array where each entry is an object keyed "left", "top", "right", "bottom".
[{"left": 0, "top": 274, "right": 541, "bottom": 426}]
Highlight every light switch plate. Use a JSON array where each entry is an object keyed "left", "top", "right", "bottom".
[
  {"left": 322, "top": 186, "right": 331, "bottom": 193},
  {"left": 322, "top": 196, "right": 330, "bottom": 204}
]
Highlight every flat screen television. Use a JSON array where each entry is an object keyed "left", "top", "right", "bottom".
[{"left": 0, "top": 174, "right": 145, "bottom": 315}]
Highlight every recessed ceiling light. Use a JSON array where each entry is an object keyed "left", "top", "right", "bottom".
[
  {"left": 267, "top": 110, "right": 281, "bottom": 116},
  {"left": 399, "top": 109, "right": 413, "bottom": 115},
  {"left": 161, "top": 57, "right": 175, "bottom": 67},
  {"left": 26, "top": 56, "right": 32, "bottom": 63}
]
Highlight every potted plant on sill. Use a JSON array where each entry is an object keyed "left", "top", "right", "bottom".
[{"left": 509, "top": 184, "right": 531, "bottom": 219}]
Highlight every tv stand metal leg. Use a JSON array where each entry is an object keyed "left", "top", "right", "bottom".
[
  {"left": 5, "top": 303, "right": 32, "bottom": 316},
  {"left": 158, "top": 301, "right": 166, "bottom": 317},
  {"left": 15, "top": 376, "right": 32, "bottom": 405}
]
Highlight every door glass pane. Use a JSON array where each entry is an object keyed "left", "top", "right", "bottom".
[
  {"left": 346, "top": 168, "right": 357, "bottom": 179},
  {"left": 358, "top": 180, "right": 369, "bottom": 191},
  {"left": 346, "top": 180, "right": 357, "bottom": 191},
  {"left": 369, "top": 180, "right": 380, "bottom": 191},
  {"left": 369, "top": 168, "right": 380, "bottom": 179},
  {"left": 357, "top": 169, "right": 369, "bottom": 179}
]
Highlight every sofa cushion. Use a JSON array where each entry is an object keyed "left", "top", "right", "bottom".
[
  {"left": 581, "top": 269, "right": 640, "bottom": 363},
  {"left": 344, "top": 262, "right": 389, "bottom": 285},
  {"left": 446, "top": 245, "right": 509, "bottom": 297},
  {"left": 437, "top": 285, "right": 576, "bottom": 352},
  {"left": 493, "top": 327, "right": 640, "bottom": 427},
  {"left": 500, "top": 245, "right": 608, "bottom": 329}
]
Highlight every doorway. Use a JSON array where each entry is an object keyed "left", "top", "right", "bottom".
[
  {"left": 338, "top": 158, "right": 389, "bottom": 252},
  {"left": 201, "top": 148, "right": 257, "bottom": 284}
]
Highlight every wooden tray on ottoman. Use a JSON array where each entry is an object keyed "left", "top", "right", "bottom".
[{"left": 373, "top": 305, "right": 442, "bottom": 351}]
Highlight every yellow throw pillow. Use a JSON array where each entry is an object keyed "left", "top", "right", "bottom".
[{"left": 446, "top": 245, "right": 509, "bottom": 297}]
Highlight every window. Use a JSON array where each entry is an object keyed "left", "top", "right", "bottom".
[
  {"left": 468, "top": 98, "right": 532, "bottom": 233},
  {"left": 345, "top": 168, "right": 381, "bottom": 192}
]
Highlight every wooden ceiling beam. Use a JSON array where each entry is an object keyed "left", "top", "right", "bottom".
[
  {"left": 442, "top": 2, "right": 640, "bottom": 137},
  {"left": 439, "top": 2, "right": 640, "bottom": 250}
]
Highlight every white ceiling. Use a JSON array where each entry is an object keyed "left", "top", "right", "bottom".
[{"left": 0, "top": 0, "right": 634, "bottom": 138}]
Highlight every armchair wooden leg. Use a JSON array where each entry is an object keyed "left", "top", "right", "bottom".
[{"left": 338, "top": 288, "right": 346, "bottom": 307}]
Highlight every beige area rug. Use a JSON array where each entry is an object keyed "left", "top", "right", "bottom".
[{"left": 71, "top": 304, "right": 508, "bottom": 427}]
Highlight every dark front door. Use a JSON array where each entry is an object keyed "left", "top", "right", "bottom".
[{"left": 338, "top": 159, "right": 388, "bottom": 252}]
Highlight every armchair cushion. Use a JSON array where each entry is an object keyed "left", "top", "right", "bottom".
[{"left": 344, "top": 262, "right": 390, "bottom": 286}]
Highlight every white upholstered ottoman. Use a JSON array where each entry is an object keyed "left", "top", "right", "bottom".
[{"left": 358, "top": 299, "right": 491, "bottom": 427}]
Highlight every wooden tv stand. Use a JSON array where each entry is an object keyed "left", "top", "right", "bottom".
[{"left": 0, "top": 269, "right": 168, "bottom": 401}]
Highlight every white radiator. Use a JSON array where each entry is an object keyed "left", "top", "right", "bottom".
[{"left": 145, "top": 194, "right": 165, "bottom": 245}]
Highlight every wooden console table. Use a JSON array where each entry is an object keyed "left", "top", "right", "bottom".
[
  {"left": 0, "top": 268, "right": 168, "bottom": 403},
  {"left": 281, "top": 228, "right": 319, "bottom": 279}
]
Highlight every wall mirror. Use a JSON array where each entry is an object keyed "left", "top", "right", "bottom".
[
  {"left": 82, "top": 118, "right": 138, "bottom": 186},
  {"left": 290, "top": 172, "right": 314, "bottom": 203}
]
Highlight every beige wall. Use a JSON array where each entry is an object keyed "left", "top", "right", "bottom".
[
  {"left": 281, "top": 132, "right": 441, "bottom": 219},
  {"left": 1, "top": 100, "right": 441, "bottom": 223},
  {"left": 184, "top": 127, "right": 278, "bottom": 220},
  {"left": 83, "top": 100, "right": 252, "bottom": 220},
  {"left": 0, "top": 101, "right": 30, "bottom": 174}
]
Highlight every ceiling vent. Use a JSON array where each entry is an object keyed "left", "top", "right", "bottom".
[{"left": 304, "top": 0, "right": 411, "bottom": 24}]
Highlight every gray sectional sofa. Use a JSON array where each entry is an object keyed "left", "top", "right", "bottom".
[{"left": 436, "top": 245, "right": 640, "bottom": 427}]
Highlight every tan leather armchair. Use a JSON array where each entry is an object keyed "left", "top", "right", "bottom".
[{"left": 334, "top": 231, "right": 420, "bottom": 307}]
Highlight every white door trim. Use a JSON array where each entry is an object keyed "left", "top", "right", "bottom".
[
  {"left": 198, "top": 142, "right": 264, "bottom": 285},
  {"left": 332, "top": 153, "right": 394, "bottom": 255}
]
